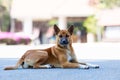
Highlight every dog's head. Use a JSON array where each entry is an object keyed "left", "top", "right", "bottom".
[{"left": 54, "top": 24, "right": 74, "bottom": 47}]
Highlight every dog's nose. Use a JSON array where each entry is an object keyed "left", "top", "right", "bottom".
[
  {"left": 60, "top": 38, "right": 68, "bottom": 45},
  {"left": 63, "top": 40, "right": 66, "bottom": 43}
]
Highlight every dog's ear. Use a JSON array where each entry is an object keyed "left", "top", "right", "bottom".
[
  {"left": 68, "top": 25, "right": 74, "bottom": 35},
  {"left": 54, "top": 24, "right": 60, "bottom": 35}
]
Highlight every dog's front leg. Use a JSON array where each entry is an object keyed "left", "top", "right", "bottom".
[
  {"left": 70, "top": 53, "right": 99, "bottom": 68},
  {"left": 76, "top": 61, "right": 99, "bottom": 68},
  {"left": 72, "top": 60, "right": 99, "bottom": 68},
  {"left": 70, "top": 60, "right": 99, "bottom": 69},
  {"left": 85, "top": 63, "right": 99, "bottom": 68},
  {"left": 61, "top": 62, "right": 89, "bottom": 69},
  {"left": 59, "top": 54, "right": 89, "bottom": 69},
  {"left": 70, "top": 52, "right": 99, "bottom": 68}
]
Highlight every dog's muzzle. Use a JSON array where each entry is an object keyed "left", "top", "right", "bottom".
[{"left": 60, "top": 37, "right": 69, "bottom": 45}]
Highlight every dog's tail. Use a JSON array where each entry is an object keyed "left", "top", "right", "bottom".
[{"left": 4, "top": 55, "right": 25, "bottom": 70}]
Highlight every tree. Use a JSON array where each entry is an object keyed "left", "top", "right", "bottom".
[
  {"left": 0, "top": 0, "right": 11, "bottom": 31},
  {"left": 100, "top": 0, "right": 120, "bottom": 8},
  {"left": 83, "top": 15, "right": 97, "bottom": 34}
]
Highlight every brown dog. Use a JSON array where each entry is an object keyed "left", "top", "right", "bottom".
[{"left": 4, "top": 25, "right": 99, "bottom": 70}]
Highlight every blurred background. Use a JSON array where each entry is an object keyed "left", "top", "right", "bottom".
[
  {"left": 0, "top": 0, "right": 120, "bottom": 44},
  {"left": 0, "top": 0, "right": 120, "bottom": 59}
]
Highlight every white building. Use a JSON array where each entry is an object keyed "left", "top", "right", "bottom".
[{"left": 10, "top": 0, "right": 95, "bottom": 34}]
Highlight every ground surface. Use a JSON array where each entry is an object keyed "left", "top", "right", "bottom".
[{"left": 0, "top": 59, "right": 120, "bottom": 80}]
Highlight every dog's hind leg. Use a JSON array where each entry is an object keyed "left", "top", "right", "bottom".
[
  {"left": 33, "top": 62, "right": 52, "bottom": 69},
  {"left": 35, "top": 64, "right": 52, "bottom": 69},
  {"left": 32, "top": 51, "right": 50, "bottom": 69},
  {"left": 33, "top": 56, "right": 52, "bottom": 69}
]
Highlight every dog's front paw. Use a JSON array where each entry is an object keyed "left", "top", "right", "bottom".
[
  {"left": 86, "top": 63, "right": 99, "bottom": 68},
  {"left": 79, "top": 65, "right": 89, "bottom": 69}
]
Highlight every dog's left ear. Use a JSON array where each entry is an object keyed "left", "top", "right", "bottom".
[
  {"left": 68, "top": 25, "right": 74, "bottom": 35},
  {"left": 54, "top": 24, "right": 60, "bottom": 35}
]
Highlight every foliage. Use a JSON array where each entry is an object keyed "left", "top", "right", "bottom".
[
  {"left": 1, "top": 12, "right": 10, "bottom": 31},
  {"left": 48, "top": 19, "right": 58, "bottom": 26},
  {"left": 83, "top": 15, "right": 97, "bottom": 34},
  {"left": 0, "top": 0, "right": 11, "bottom": 31},
  {"left": 99, "top": 0, "right": 120, "bottom": 8}
]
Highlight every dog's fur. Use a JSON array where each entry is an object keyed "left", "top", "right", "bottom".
[{"left": 4, "top": 25, "right": 99, "bottom": 70}]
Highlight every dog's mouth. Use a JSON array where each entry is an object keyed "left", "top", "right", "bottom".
[
  {"left": 58, "top": 44, "right": 68, "bottom": 49},
  {"left": 59, "top": 38, "right": 69, "bottom": 45},
  {"left": 60, "top": 41, "right": 69, "bottom": 45}
]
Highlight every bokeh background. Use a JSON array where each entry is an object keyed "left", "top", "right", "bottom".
[{"left": 0, "top": 0, "right": 120, "bottom": 59}]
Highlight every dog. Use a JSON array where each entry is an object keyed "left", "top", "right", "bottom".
[{"left": 4, "top": 24, "right": 99, "bottom": 70}]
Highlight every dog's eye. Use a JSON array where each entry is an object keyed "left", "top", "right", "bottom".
[
  {"left": 59, "top": 35, "right": 62, "bottom": 38},
  {"left": 66, "top": 35, "right": 69, "bottom": 37}
]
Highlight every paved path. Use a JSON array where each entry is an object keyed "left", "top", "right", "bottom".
[{"left": 0, "top": 59, "right": 120, "bottom": 80}]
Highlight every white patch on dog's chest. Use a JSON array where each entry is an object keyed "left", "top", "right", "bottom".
[{"left": 66, "top": 50, "right": 72, "bottom": 61}]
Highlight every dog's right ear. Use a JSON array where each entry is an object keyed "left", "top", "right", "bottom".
[
  {"left": 68, "top": 25, "right": 74, "bottom": 35},
  {"left": 54, "top": 24, "right": 60, "bottom": 35}
]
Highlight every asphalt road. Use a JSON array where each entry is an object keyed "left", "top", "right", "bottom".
[{"left": 0, "top": 59, "right": 120, "bottom": 80}]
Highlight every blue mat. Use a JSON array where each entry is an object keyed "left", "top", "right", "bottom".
[{"left": 0, "top": 59, "right": 120, "bottom": 80}]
